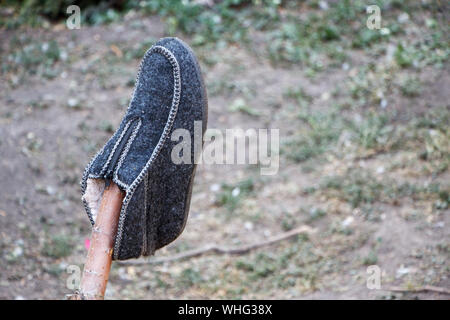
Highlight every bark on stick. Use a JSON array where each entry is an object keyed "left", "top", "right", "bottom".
[{"left": 68, "top": 182, "right": 124, "bottom": 300}]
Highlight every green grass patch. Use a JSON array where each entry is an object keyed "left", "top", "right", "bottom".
[
  {"left": 318, "top": 169, "right": 448, "bottom": 209},
  {"left": 350, "top": 112, "right": 390, "bottom": 149},
  {"left": 234, "top": 237, "right": 321, "bottom": 291},
  {"left": 400, "top": 77, "right": 422, "bottom": 97},
  {"left": 217, "top": 178, "right": 255, "bottom": 212},
  {"left": 42, "top": 234, "right": 73, "bottom": 259},
  {"left": 229, "top": 98, "right": 261, "bottom": 117},
  {"left": 177, "top": 267, "right": 203, "bottom": 288},
  {"left": 3, "top": 38, "right": 61, "bottom": 78},
  {"left": 283, "top": 107, "right": 345, "bottom": 162}
]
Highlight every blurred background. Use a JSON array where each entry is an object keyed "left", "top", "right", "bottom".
[{"left": 0, "top": 0, "right": 448, "bottom": 299}]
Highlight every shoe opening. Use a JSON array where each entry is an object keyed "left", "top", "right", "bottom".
[{"left": 82, "top": 178, "right": 106, "bottom": 223}]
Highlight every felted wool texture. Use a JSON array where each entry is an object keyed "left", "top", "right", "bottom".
[{"left": 81, "top": 37, "right": 208, "bottom": 260}]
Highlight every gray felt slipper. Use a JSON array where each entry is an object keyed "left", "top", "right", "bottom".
[{"left": 81, "top": 37, "right": 208, "bottom": 260}]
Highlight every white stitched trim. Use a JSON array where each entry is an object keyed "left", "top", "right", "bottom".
[
  {"left": 113, "top": 45, "right": 181, "bottom": 259},
  {"left": 112, "top": 118, "right": 142, "bottom": 190},
  {"left": 99, "top": 120, "right": 134, "bottom": 177},
  {"left": 141, "top": 172, "right": 148, "bottom": 256},
  {"left": 81, "top": 120, "right": 136, "bottom": 224}
]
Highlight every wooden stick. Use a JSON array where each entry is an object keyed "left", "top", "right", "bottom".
[
  {"left": 384, "top": 285, "right": 450, "bottom": 295},
  {"left": 120, "top": 225, "right": 316, "bottom": 265},
  {"left": 68, "top": 182, "right": 124, "bottom": 300}
]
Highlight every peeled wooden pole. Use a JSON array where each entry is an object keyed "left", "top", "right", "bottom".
[{"left": 69, "top": 182, "right": 124, "bottom": 300}]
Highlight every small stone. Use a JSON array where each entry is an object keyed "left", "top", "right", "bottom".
[
  {"left": 231, "top": 187, "right": 240, "bottom": 197},
  {"left": 376, "top": 166, "right": 385, "bottom": 174},
  {"left": 397, "top": 12, "right": 409, "bottom": 24},
  {"left": 43, "top": 93, "right": 55, "bottom": 101},
  {"left": 67, "top": 98, "right": 79, "bottom": 108},
  {"left": 319, "top": 1, "right": 329, "bottom": 10},
  {"left": 60, "top": 50, "right": 68, "bottom": 61},
  {"left": 321, "top": 92, "right": 330, "bottom": 101},
  {"left": 425, "top": 19, "right": 437, "bottom": 29},
  {"left": 12, "top": 246, "right": 23, "bottom": 258},
  {"left": 380, "top": 28, "right": 390, "bottom": 35},
  {"left": 210, "top": 184, "right": 220, "bottom": 192},
  {"left": 244, "top": 221, "right": 254, "bottom": 231},
  {"left": 45, "top": 186, "right": 56, "bottom": 196},
  {"left": 342, "top": 216, "right": 354, "bottom": 227},
  {"left": 434, "top": 221, "right": 444, "bottom": 228},
  {"left": 396, "top": 265, "right": 410, "bottom": 278},
  {"left": 127, "top": 266, "right": 136, "bottom": 277}
]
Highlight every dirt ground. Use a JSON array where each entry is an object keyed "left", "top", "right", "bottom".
[{"left": 0, "top": 9, "right": 449, "bottom": 300}]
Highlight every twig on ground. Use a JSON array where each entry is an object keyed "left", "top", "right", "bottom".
[
  {"left": 384, "top": 285, "right": 450, "bottom": 295},
  {"left": 119, "top": 225, "right": 316, "bottom": 265}
]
